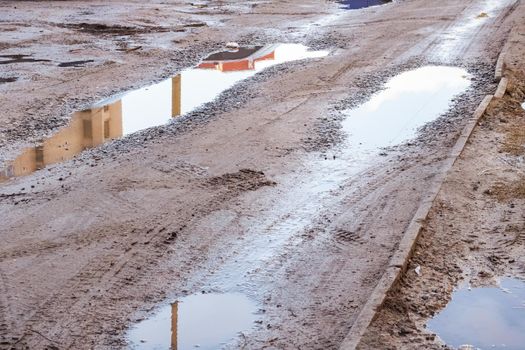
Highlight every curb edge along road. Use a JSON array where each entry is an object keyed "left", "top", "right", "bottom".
[
  {"left": 338, "top": 42, "right": 512, "bottom": 350},
  {"left": 495, "top": 39, "right": 510, "bottom": 81}
]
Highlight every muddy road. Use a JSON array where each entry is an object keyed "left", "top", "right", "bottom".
[{"left": 0, "top": 0, "right": 522, "bottom": 349}]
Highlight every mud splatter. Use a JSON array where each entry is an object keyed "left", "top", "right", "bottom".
[{"left": 207, "top": 169, "right": 277, "bottom": 191}]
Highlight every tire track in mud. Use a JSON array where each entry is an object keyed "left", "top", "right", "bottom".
[
  {"left": 235, "top": 152, "right": 436, "bottom": 349},
  {"left": 10, "top": 219, "right": 174, "bottom": 348},
  {"left": 4, "top": 169, "right": 276, "bottom": 348},
  {"left": 0, "top": 189, "right": 144, "bottom": 263},
  {"left": 0, "top": 268, "right": 15, "bottom": 350},
  {"left": 423, "top": 0, "right": 517, "bottom": 62}
]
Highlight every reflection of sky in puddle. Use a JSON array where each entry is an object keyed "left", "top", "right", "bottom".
[
  {"left": 342, "top": 66, "right": 471, "bottom": 152},
  {"left": 0, "top": 44, "right": 328, "bottom": 182},
  {"left": 127, "top": 293, "right": 258, "bottom": 350},
  {"left": 336, "top": 0, "right": 391, "bottom": 10},
  {"left": 428, "top": 278, "right": 525, "bottom": 350},
  {"left": 122, "top": 44, "right": 327, "bottom": 135}
]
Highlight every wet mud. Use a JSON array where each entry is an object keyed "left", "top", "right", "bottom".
[
  {"left": 0, "top": 77, "right": 17, "bottom": 84},
  {"left": 59, "top": 22, "right": 170, "bottom": 36}
]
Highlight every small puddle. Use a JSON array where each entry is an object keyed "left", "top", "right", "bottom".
[
  {"left": 0, "top": 44, "right": 328, "bottom": 182},
  {"left": 127, "top": 293, "right": 258, "bottom": 350},
  {"left": 0, "top": 77, "right": 18, "bottom": 84},
  {"left": 427, "top": 278, "right": 525, "bottom": 350},
  {"left": 336, "top": 0, "right": 392, "bottom": 10}
]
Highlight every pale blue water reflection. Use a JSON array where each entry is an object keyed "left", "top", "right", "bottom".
[{"left": 428, "top": 278, "right": 525, "bottom": 350}]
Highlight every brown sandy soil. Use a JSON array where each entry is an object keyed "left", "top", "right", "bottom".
[
  {"left": 359, "top": 6, "right": 525, "bottom": 350},
  {"left": 0, "top": 0, "right": 522, "bottom": 349}
]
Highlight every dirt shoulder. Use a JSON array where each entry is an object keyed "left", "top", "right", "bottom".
[{"left": 359, "top": 5, "right": 525, "bottom": 349}]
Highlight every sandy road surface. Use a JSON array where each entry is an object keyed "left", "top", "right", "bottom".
[{"left": 0, "top": 0, "right": 521, "bottom": 349}]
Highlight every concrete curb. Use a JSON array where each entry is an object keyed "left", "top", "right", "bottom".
[
  {"left": 495, "top": 40, "right": 510, "bottom": 81},
  {"left": 338, "top": 94, "right": 494, "bottom": 350},
  {"left": 494, "top": 77, "right": 509, "bottom": 98}
]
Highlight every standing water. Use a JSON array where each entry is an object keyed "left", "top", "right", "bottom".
[
  {"left": 342, "top": 66, "right": 471, "bottom": 152},
  {"left": 296, "top": 65, "right": 472, "bottom": 196},
  {"left": 127, "top": 293, "right": 258, "bottom": 350},
  {"left": 0, "top": 44, "right": 328, "bottom": 182},
  {"left": 427, "top": 278, "right": 525, "bottom": 350},
  {"left": 336, "top": 0, "right": 392, "bottom": 10}
]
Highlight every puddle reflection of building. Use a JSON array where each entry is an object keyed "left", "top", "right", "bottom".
[
  {"left": 197, "top": 46, "right": 276, "bottom": 72},
  {"left": 171, "top": 302, "right": 178, "bottom": 350},
  {"left": 1, "top": 100, "right": 123, "bottom": 179},
  {"left": 1, "top": 73, "right": 183, "bottom": 182}
]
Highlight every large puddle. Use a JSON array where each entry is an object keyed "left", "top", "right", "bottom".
[
  {"left": 427, "top": 278, "right": 525, "bottom": 350},
  {"left": 342, "top": 66, "right": 471, "bottom": 152},
  {"left": 0, "top": 44, "right": 328, "bottom": 182},
  {"left": 127, "top": 293, "right": 258, "bottom": 350},
  {"left": 336, "top": 0, "right": 392, "bottom": 10}
]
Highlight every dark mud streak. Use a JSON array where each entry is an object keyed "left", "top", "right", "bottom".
[
  {"left": 206, "top": 169, "right": 277, "bottom": 191},
  {"left": 58, "top": 60, "right": 94, "bottom": 68},
  {"left": 58, "top": 22, "right": 171, "bottom": 35},
  {"left": 0, "top": 77, "right": 17, "bottom": 84},
  {"left": 0, "top": 55, "right": 50, "bottom": 65}
]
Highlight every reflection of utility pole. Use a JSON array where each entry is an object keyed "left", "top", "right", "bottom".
[
  {"left": 172, "top": 75, "right": 182, "bottom": 117},
  {"left": 171, "top": 302, "right": 178, "bottom": 350}
]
